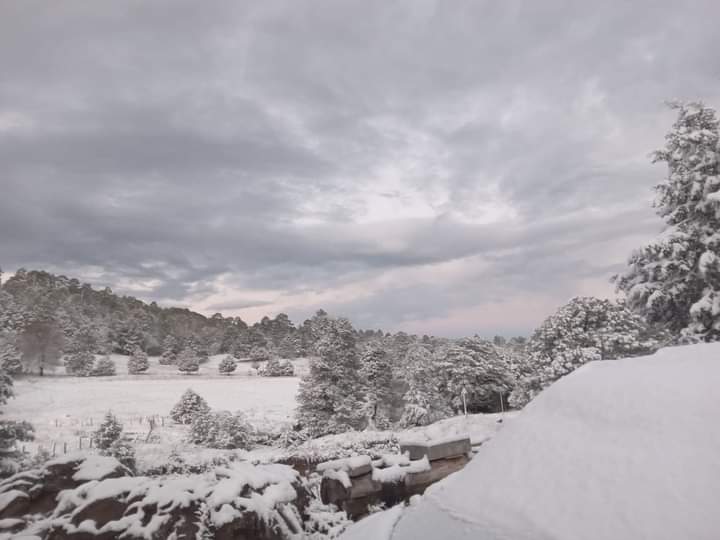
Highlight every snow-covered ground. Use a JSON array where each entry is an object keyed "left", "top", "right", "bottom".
[
  {"left": 4, "top": 355, "right": 303, "bottom": 469},
  {"left": 4, "top": 353, "right": 513, "bottom": 473},
  {"left": 346, "top": 342, "right": 720, "bottom": 540}
]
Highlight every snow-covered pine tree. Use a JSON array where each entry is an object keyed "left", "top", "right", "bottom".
[
  {"left": 92, "top": 355, "right": 116, "bottom": 376},
  {"left": 359, "top": 344, "right": 394, "bottom": 429},
  {"left": 296, "top": 317, "right": 365, "bottom": 436},
  {"left": 510, "top": 296, "right": 661, "bottom": 407},
  {"left": 127, "top": 347, "right": 149, "bottom": 374},
  {"left": 218, "top": 355, "right": 237, "bottom": 375},
  {"left": 64, "top": 350, "right": 95, "bottom": 376},
  {"left": 400, "top": 344, "right": 452, "bottom": 427},
  {"left": 170, "top": 388, "right": 210, "bottom": 424},
  {"left": 159, "top": 335, "right": 178, "bottom": 365},
  {"left": 435, "top": 337, "right": 514, "bottom": 414},
  {"left": 176, "top": 348, "right": 199, "bottom": 374},
  {"left": 0, "top": 337, "right": 22, "bottom": 375},
  {"left": 0, "top": 367, "right": 34, "bottom": 470},
  {"left": 94, "top": 411, "right": 123, "bottom": 450},
  {"left": 249, "top": 346, "right": 271, "bottom": 363},
  {"left": 615, "top": 102, "right": 720, "bottom": 341}
]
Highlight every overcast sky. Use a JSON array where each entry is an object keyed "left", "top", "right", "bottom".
[{"left": 1, "top": 1, "right": 719, "bottom": 337}]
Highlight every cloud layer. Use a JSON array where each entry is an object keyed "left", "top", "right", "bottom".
[{"left": 2, "top": 0, "right": 719, "bottom": 336}]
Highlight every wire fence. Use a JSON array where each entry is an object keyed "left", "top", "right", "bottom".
[{"left": 21, "top": 414, "right": 172, "bottom": 457}]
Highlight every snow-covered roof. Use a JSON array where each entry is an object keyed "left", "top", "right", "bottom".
[{"left": 344, "top": 342, "right": 720, "bottom": 540}]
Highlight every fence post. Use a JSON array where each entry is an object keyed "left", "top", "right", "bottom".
[
  {"left": 51, "top": 442, "right": 56, "bottom": 457},
  {"left": 63, "top": 442, "right": 67, "bottom": 454}
]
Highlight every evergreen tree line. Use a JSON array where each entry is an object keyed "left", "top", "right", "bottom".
[{"left": 0, "top": 270, "right": 393, "bottom": 376}]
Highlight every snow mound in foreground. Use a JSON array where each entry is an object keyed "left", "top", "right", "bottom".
[{"left": 361, "top": 342, "right": 720, "bottom": 540}]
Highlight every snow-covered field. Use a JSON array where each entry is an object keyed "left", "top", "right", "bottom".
[
  {"left": 4, "top": 355, "right": 303, "bottom": 469},
  {"left": 4, "top": 353, "right": 517, "bottom": 474}
]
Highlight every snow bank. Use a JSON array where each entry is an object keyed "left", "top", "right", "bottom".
[
  {"left": 370, "top": 342, "right": 720, "bottom": 540},
  {"left": 340, "top": 504, "right": 405, "bottom": 540},
  {"left": 316, "top": 455, "right": 372, "bottom": 474},
  {"left": 371, "top": 456, "right": 430, "bottom": 484},
  {"left": 72, "top": 455, "right": 127, "bottom": 482}
]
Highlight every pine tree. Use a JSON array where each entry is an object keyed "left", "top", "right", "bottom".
[
  {"left": 177, "top": 348, "right": 199, "bottom": 374},
  {"left": 435, "top": 337, "right": 514, "bottom": 414},
  {"left": 218, "top": 355, "right": 237, "bottom": 375},
  {"left": 0, "top": 368, "right": 34, "bottom": 461},
  {"left": 92, "top": 355, "right": 116, "bottom": 376},
  {"left": 400, "top": 345, "right": 451, "bottom": 427},
  {"left": 159, "top": 335, "right": 178, "bottom": 365},
  {"left": 170, "top": 388, "right": 210, "bottom": 424},
  {"left": 127, "top": 347, "right": 149, "bottom": 374},
  {"left": 249, "top": 346, "right": 271, "bottom": 363},
  {"left": 615, "top": 102, "right": 720, "bottom": 341},
  {"left": 296, "top": 317, "right": 365, "bottom": 436},
  {"left": 94, "top": 411, "right": 123, "bottom": 450},
  {"left": 359, "top": 344, "right": 394, "bottom": 429},
  {"left": 0, "top": 337, "right": 22, "bottom": 375},
  {"left": 64, "top": 350, "right": 95, "bottom": 376}
]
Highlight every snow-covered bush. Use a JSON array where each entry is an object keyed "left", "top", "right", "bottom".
[
  {"left": 510, "top": 296, "right": 662, "bottom": 407},
  {"left": 64, "top": 350, "right": 95, "bottom": 376},
  {"left": 259, "top": 356, "right": 294, "bottom": 376},
  {"left": 615, "top": 102, "right": 720, "bottom": 342},
  {"left": 218, "top": 355, "right": 237, "bottom": 375},
  {"left": 106, "top": 437, "right": 136, "bottom": 471},
  {"left": 94, "top": 411, "right": 123, "bottom": 450},
  {"left": 170, "top": 388, "right": 210, "bottom": 424},
  {"left": 91, "top": 355, "right": 116, "bottom": 376},
  {"left": 177, "top": 348, "right": 199, "bottom": 374},
  {"left": 189, "top": 410, "right": 252, "bottom": 449},
  {"left": 127, "top": 347, "right": 149, "bottom": 374}
]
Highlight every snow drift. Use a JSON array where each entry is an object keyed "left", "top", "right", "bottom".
[{"left": 347, "top": 342, "right": 720, "bottom": 540}]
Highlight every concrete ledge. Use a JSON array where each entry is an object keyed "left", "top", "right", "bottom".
[{"left": 400, "top": 437, "right": 471, "bottom": 462}]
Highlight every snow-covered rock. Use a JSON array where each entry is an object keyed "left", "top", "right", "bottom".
[
  {"left": 0, "top": 456, "right": 311, "bottom": 539},
  {"left": 352, "top": 342, "right": 720, "bottom": 540}
]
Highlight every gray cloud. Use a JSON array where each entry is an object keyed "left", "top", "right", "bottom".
[{"left": 1, "top": 0, "right": 719, "bottom": 335}]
